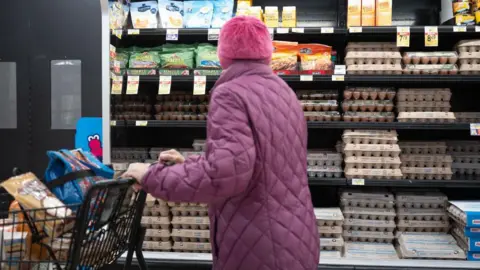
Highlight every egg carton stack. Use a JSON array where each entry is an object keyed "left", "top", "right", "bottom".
[
  {"left": 448, "top": 201, "right": 480, "bottom": 261},
  {"left": 169, "top": 202, "right": 211, "bottom": 253},
  {"left": 399, "top": 142, "right": 453, "bottom": 180},
  {"left": 297, "top": 90, "right": 342, "bottom": 122},
  {"left": 396, "top": 88, "right": 452, "bottom": 113},
  {"left": 314, "top": 208, "right": 344, "bottom": 258},
  {"left": 345, "top": 42, "right": 402, "bottom": 75},
  {"left": 141, "top": 195, "right": 172, "bottom": 252},
  {"left": 447, "top": 141, "right": 480, "bottom": 176},
  {"left": 455, "top": 112, "right": 480, "bottom": 123},
  {"left": 402, "top": 52, "right": 459, "bottom": 75},
  {"left": 396, "top": 233, "right": 466, "bottom": 260},
  {"left": 342, "top": 87, "right": 395, "bottom": 123},
  {"left": 342, "top": 130, "right": 402, "bottom": 180},
  {"left": 307, "top": 150, "right": 343, "bottom": 178},
  {"left": 397, "top": 112, "right": 456, "bottom": 123},
  {"left": 341, "top": 190, "right": 397, "bottom": 245},
  {"left": 457, "top": 40, "right": 480, "bottom": 75},
  {"left": 111, "top": 148, "right": 149, "bottom": 163}
]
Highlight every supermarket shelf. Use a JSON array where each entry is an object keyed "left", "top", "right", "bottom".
[
  {"left": 134, "top": 74, "right": 337, "bottom": 82},
  {"left": 309, "top": 177, "right": 347, "bottom": 186},
  {"left": 347, "top": 25, "right": 479, "bottom": 34},
  {"left": 345, "top": 176, "right": 480, "bottom": 188},
  {"left": 117, "top": 251, "right": 480, "bottom": 269}
]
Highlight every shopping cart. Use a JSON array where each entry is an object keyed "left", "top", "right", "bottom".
[{"left": 0, "top": 168, "right": 148, "bottom": 270}]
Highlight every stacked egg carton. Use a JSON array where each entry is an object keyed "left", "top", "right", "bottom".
[
  {"left": 314, "top": 208, "right": 344, "bottom": 258},
  {"left": 340, "top": 190, "right": 397, "bottom": 245},
  {"left": 345, "top": 42, "right": 402, "bottom": 75},
  {"left": 402, "top": 51, "right": 458, "bottom": 75},
  {"left": 399, "top": 141, "right": 453, "bottom": 180},
  {"left": 457, "top": 40, "right": 480, "bottom": 75},
  {"left": 344, "top": 242, "right": 399, "bottom": 260},
  {"left": 396, "top": 233, "right": 466, "bottom": 260},
  {"left": 396, "top": 88, "right": 452, "bottom": 113},
  {"left": 170, "top": 202, "right": 211, "bottom": 253},
  {"left": 307, "top": 150, "right": 343, "bottom": 178},
  {"left": 298, "top": 90, "right": 341, "bottom": 122},
  {"left": 455, "top": 112, "right": 480, "bottom": 123},
  {"left": 448, "top": 201, "right": 480, "bottom": 260},
  {"left": 342, "top": 130, "right": 402, "bottom": 180},
  {"left": 447, "top": 141, "right": 480, "bottom": 176},
  {"left": 141, "top": 195, "right": 172, "bottom": 252},
  {"left": 341, "top": 87, "right": 395, "bottom": 123}
]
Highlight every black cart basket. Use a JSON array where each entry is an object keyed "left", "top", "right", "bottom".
[{"left": 0, "top": 169, "right": 148, "bottom": 270}]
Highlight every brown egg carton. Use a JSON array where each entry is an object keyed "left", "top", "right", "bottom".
[
  {"left": 344, "top": 144, "right": 401, "bottom": 158},
  {"left": 397, "top": 88, "right": 451, "bottom": 102},
  {"left": 459, "top": 64, "right": 480, "bottom": 74},
  {"left": 320, "top": 237, "right": 344, "bottom": 251},
  {"left": 170, "top": 206, "right": 208, "bottom": 217},
  {"left": 143, "top": 205, "right": 170, "bottom": 217},
  {"left": 451, "top": 153, "right": 480, "bottom": 163},
  {"left": 456, "top": 40, "right": 480, "bottom": 53},
  {"left": 304, "top": 111, "right": 342, "bottom": 122},
  {"left": 344, "top": 129, "right": 398, "bottom": 137},
  {"left": 154, "top": 102, "right": 208, "bottom": 114},
  {"left": 307, "top": 152, "right": 343, "bottom": 166},
  {"left": 154, "top": 112, "right": 207, "bottom": 121},
  {"left": 452, "top": 162, "right": 480, "bottom": 175},
  {"left": 297, "top": 90, "right": 338, "bottom": 100},
  {"left": 145, "top": 229, "right": 171, "bottom": 241},
  {"left": 142, "top": 241, "right": 172, "bottom": 251},
  {"left": 119, "top": 102, "right": 153, "bottom": 113},
  {"left": 341, "top": 100, "right": 394, "bottom": 113},
  {"left": 172, "top": 242, "right": 211, "bottom": 253},
  {"left": 400, "top": 154, "right": 452, "bottom": 168},
  {"left": 345, "top": 51, "right": 402, "bottom": 65},
  {"left": 396, "top": 244, "right": 466, "bottom": 260},
  {"left": 141, "top": 216, "right": 171, "bottom": 229},
  {"left": 396, "top": 101, "right": 451, "bottom": 113},
  {"left": 314, "top": 208, "right": 344, "bottom": 226},
  {"left": 399, "top": 141, "right": 447, "bottom": 155},
  {"left": 397, "top": 112, "right": 456, "bottom": 123},
  {"left": 344, "top": 88, "right": 396, "bottom": 101},
  {"left": 157, "top": 93, "right": 208, "bottom": 102},
  {"left": 171, "top": 229, "right": 210, "bottom": 242},
  {"left": 307, "top": 166, "right": 343, "bottom": 178},
  {"left": 458, "top": 52, "right": 480, "bottom": 65},
  {"left": 346, "top": 42, "right": 399, "bottom": 52},
  {"left": 343, "top": 230, "right": 395, "bottom": 243},
  {"left": 455, "top": 112, "right": 480, "bottom": 123},
  {"left": 401, "top": 167, "right": 453, "bottom": 180},
  {"left": 397, "top": 220, "right": 450, "bottom": 233},
  {"left": 345, "top": 168, "right": 403, "bottom": 180},
  {"left": 403, "top": 64, "right": 459, "bottom": 75},
  {"left": 395, "top": 191, "right": 448, "bottom": 204},
  {"left": 343, "top": 112, "right": 395, "bottom": 123},
  {"left": 171, "top": 216, "right": 210, "bottom": 230},
  {"left": 115, "top": 113, "right": 152, "bottom": 121},
  {"left": 342, "top": 130, "right": 398, "bottom": 143},
  {"left": 344, "top": 242, "right": 399, "bottom": 260},
  {"left": 342, "top": 207, "right": 396, "bottom": 221},
  {"left": 340, "top": 199, "right": 395, "bottom": 209},
  {"left": 396, "top": 208, "right": 448, "bottom": 221},
  {"left": 347, "top": 64, "right": 403, "bottom": 75},
  {"left": 301, "top": 100, "right": 338, "bottom": 112},
  {"left": 340, "top": 189, "right": 394, "bottom": 200},
  {"left": 447, "top": 140, "right": 480, "bottom": 153},
  {"left": 402, "top": 52, "right": 458, "bottom": 65},
  {"left": 343, "top": 219, "right": 396, "bottom": 232},
  {"left": 344, "top": 156, "right": 401, "bottom": 170},
  {"left": 318, "top": 226, "right": 343, "bottom": 238}
]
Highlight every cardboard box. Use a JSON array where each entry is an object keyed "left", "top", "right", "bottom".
[
  {"left": 264, "top": 6, "right": 279, "bottom": 27},
  {"left": 347, "top": 0, "right": 362, "bottom": 27},
  {"left": 362, "top": 0, "right": 376, "bottom": 26},
  {"left": 282, "top": 6, "right": 296, "bottom": 27},
  {"left": 376, "top": 0, "right": 392, "bottom": 26}
]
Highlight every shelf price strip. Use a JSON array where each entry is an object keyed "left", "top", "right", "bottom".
[
  {"left": 111, "top": 76, "right": 123, "bottom": 95},
  {"left": 300, "top": 75, "right": 313, "bottom": 81},
  {"left": 193, "top": 76, "right": 207, "bottom": 95},
  {"left": 135, "top": 120, "right": 148, "bottom": 127},
  {"left": 331, "top": 75, "right": 345, "bottom": 81},
  {"left": 207, "top": 29, "right": 220, "bottom": 40},
  {"left": 425, "top": 26, "right": 438, "bottom": 47},
  {"left": 470, "top": 123, "right": 480, "bottom": 136},
  {"left": 321, "top": 27, "right": 334, "bottom": 34},
  {"left": 166, "top": 29, "right": 179, "bottom": 41},
  {"left": 476, "top": 26, "right": 480, "bottom": 32},
  {"left": 453, "top": 26, "right": 467, "bottom": 33},
  {"left": 291, "top": 28, "right": 304, "bottom": 33},
  {"left": 276, "top": 28, "right": 289, "bottom": 34},
  {"left": 397, "top": 26, "right": 410, "bottom": 47},
  {"left": 126, "top": 76, "right": 139, "bottom": 95},
  {"left": 158, "top": 76, "right": 172, "bottom": 95},
  {"left": 352, "top": 178, "right": 365, "bottom": 186},
  {"left": 349, "top": 27, "right": 362, "bottom": 33},
  {"left": 127, "top": 29, "right": 140, "bottom": 35}
]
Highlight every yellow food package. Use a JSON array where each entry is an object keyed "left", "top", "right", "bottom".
[
  {"left": 476, "top": 11, "right": 480, "bottom": 24},
  {"left": 298, "top": 44, "right": 332, "bottom": 71},
  {"left": 348, "top": 0, "right": 362, "bottom": 27},
  {"left": 271, "top": 41, "right": 298, "bottom": 71},
  {"left": 236, "top": 0, "right": 251, "bottom": 16},
  {"left": 453, "top": 2, "right": 470, "bottom": 16},
  {"left": 249, "top": 6, "right": 263, "bottom": 21},
  {"left": 282, "top": 6, "right": 296, "bottom": 27},
  {"left": 376, "top": 0, "right": 392, "bottom": 26},
  {"left": 455, "top": 14, "right": 475, "bottom": 25},
  {"left": 264, "top": 6, "right": 279, "bottom": 27},
  {"left": 362, "top": 0, "right": 376, "bottom": 26}
]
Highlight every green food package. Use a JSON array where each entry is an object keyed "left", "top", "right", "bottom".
[
  {"left": 162, "top": 43, "right": 196, "bottom": 52},
  {"left": 159, "top": 51, "right": 194, "bottom": 69},
  {"left": 113, "top": 52, "right": 129, "bottom": 68},
  {"left": 129, "top": 51, "right": 160, "bottom": 68},
  {"left": 196, "top": 45, "right": 220, "bottom": 69}
]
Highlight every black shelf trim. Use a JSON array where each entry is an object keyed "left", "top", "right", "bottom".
[
  {"left": 347, "top": 25, "right": 478, "bottom": 34},
  {"left": 345, "top": 178, "right": 480, "bottom": 188}
]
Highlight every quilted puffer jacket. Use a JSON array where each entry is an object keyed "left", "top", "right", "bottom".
[{"left": 143, "top": 60, "right": 320, "bottom": 269}]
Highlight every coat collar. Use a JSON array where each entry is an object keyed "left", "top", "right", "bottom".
[{"left": 212, "top": 60, "right": 273, "bottom": 91}]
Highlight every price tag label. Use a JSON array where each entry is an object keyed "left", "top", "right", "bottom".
[
  {"left": 127, "top": 29, "right": 140, "bottom": 35},
  {"left": 425, "top": 26, "right": 438, "bottom": 47},
  {"left": 470, "top": 123, "right": 480, "bottom": 136},
  {"left": 321, "top": 27, "right": 334, "bottom": 34},
  {"left": 113, "top": 60, "right": 121, "bottom": 74},
  {"left": 453, "top": 26, "right": 467, "bottom": 32},
  {"left": 268, "top": 28, "right": 274, "bottom": 40},
  {"left": 126, "top": 76, "right": 139, "bottom": 95},
  {"left": 300, "top": 75, "right": 313, "bottom": 81},
  {"left": 135, "top": 121, "right": 148, "bottom": 127},
  {"left": 109, "top": 45, "right": 116, "bottom": 58},
  {"left": 331, "top": 75, "right": 345, "bottom": 81},
  {"left": 158, "top": 76, "right": 172, "bottom": 95},
  {"left": 110, "top": 120, "right": 116, "bottom": 126},
  {"left": 334, "top": 65, "right": 346, "bottom": 75},
  {"left": 112, "top": 163, "right": 128, "bottom": 171},
  {"left": 276, "top": 28, "right": 289, "bottom": 34},
  {"left": 207, "top": 29, "right": 220, "bottom": 40},
  {"left": 166, "top": 29, "right": 179, "bottom": 41},
  {"left": 113, "top": 29, "right": 123, "bottom": 39},
  {"left": 111, "top": 76, "right": 123, "bottom": 95},
  {"left": 352, "top": 178, "right": 365, "bottom": 186},
  {"left": 193, "top": 76, "right": 207, "bottom": 95},
  {"left": 476, "top": 26, "right": 480, "bottom": 32},
  {"left": 397, "top": 26, "right": 410, "bottom": 47},
  {"left": 349, "top": 27, "right": 362, "bottom": 33},
  {"left": 291, "top": 28, "right": 304, "bottom": 33}
]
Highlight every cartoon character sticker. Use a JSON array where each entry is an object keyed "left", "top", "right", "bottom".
[{"left": 87, "top": 134, "right": 103, "bottom": 159}]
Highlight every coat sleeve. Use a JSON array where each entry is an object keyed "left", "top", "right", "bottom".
[{"left": 142, "top": 87, "right": 256, "bottom": 204}]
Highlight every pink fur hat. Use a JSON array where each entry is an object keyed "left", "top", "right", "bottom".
[{"left": 218, "top": 16, "right": 273, "bottom": 68}]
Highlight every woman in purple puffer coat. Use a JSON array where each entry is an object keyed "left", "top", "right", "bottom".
[{"left": 123, "top": 16, "right": 319, "bottom": 270}]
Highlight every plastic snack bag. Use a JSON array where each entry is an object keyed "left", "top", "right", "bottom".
[
  {"left": 184, "top": 1, "right": 214, "bottom": 28},
  {"left": 298, "top": 44, "right": 332, "bottom": 71},
  {"left": 211, "top": 0, "right": 234, "bottom": 28},
  {"left": 109, "top": 1, "right": 129, "bottom": 29},
  {"left": 196, "top": 44, "right": 220, "bottom": 69},
  {"left": 131, "top": 1, "right": 159, "bottom": 29},
  {"left": 159, "top": 51, "right": 195, "bottom": 69},
  {"left": 271, "top": 41, "right": 298, "bottom": 71},
  {"left": 158, "top": 0, "right": 184, "bottom": 28},
  {"left": 129, "top": 49, "right": 160, "bottom": 68}
]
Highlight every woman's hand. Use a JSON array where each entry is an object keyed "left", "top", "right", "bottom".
[
  {"left": 122, "top": 163, "right": 151, "bottom": 187},
  {"left": 159, "top": 149, "right": 185, "bottom": 164}
]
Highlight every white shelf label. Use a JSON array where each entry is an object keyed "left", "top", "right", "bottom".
[
  {"left": 425, "top": 26, "right": 438, "bottom": 47},
  {"left": 334, "top": 65, "right": 346, "bottom": 75},
  {"left": 470, "top": 123, "right": 480, "bottom": 136},
  {"left": 158, "top": 76, "right": 172, "bottom": 95},
  {"left": 352, "top": 178, "right": 365, "bottom": 186},
  {"left": 207, "top": 29, "right": 220, "bottom": 40},
  {"left": 276, "top": 28, "right": 289, "bottom": 34},
  {"left": 135, "top": 120, "right": 148, "bottom": 127},
  {"left": 166, "top": 29, "right": 179, "bottom": 41},
  {"left": 193, "top": 76, "right": 207, "bottom": 95},
  {"left": 349, "top": 27, "right": 362, "bottom": 33},
  {"left": 453, "top": 26, "right": 467, "bottom": 32},
  {"left": 126, "top": 76, "right": 139, "bottom": 95},
  {"left": 111, "top": 76, "right": 123, "bottom": 95},
  {"left": 476, "top": 26, "right": 480, "bottom": 32},
  {"left": 300, "top": 75, "right": 313, "bottom": 81},
  {"left": 113, "top": 29, "right": 123, "bottom": 39},
  {"left": 321, "top": 27, "right": 334, "bottom": 34},
  {"left": 331, "top": 75, "right": 345, "bottom": 81},
  {"left": 291, "top": 28, "right": 304, "bottom": 33},
  {"left": 128, "top": 29, "right": 140, "bottom": 35},
  {"left": 268, "top": 28, "right": 274, "bottom": 40},
  {"left": 110, "top": 120, "right": 117, "bottom": 126}
]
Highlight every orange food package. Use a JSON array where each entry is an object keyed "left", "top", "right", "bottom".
[
  {"left": 298, "top": 44, "right": 333, "bottom": 71},
  {"left": 271, "top": 41, "right": 298, "bottom": 71}
]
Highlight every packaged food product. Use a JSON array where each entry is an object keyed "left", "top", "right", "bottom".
[
  {"left": 308, "top": 151, "right": 343, "bottom": 166},
  {"left": 141, "top": 216, "right": 171, "bottom": 229},
  {"left": 320, "top": 237, "right": 344, "bottom": 251},
  {"left": 343, "top": 112, "right": 395, "bottom": 122},
  {"left": 343, "top": 143, "right": 401, "bottom": 158},
  {"left": 451, "top": 154, "right": 480, "bottom": 166},
  {"left": 131, "top": 1, "right": 159, "bottom": 29},
  {"left": 399, "top": 141, "right": 448, "bottom": 155},
  {"left": 314, "top": 208, "right": 344, "bottom": 226},
  {"left": 452, "top": 162, "right": 480, "bottom": 175},
  {"left": 302, "top": 100, "right": 338, "bottom": 111},
  {"left": 397, "top": 112, "right": 456, "bottom": 123},
  {"left": 345, "top": 51, "right": 402, "bottom": 65},
  {"left": 402, "top": 52, "right": 458, "bottom": 65},
  {"left": 145, "top": 229, "right": 170, "bottom": 241},
  {"left": 297, "top": 90, "right": 339, "bottom": 100},
  {"left": 347, "top": 0, "right": 361, "bottom": 27},
  {"left": 361, "top": 0, "right": 376, "bottom": 26},
  {"left": 109, "top": 1, "right": 129, "bottom": 30},
  {"left": 342, "top": 207, "right": 396, "bottom": 221},
  {"left": 403, "top": 64, "right": 459, "bottom": 75},
  {"left": 344, "top": 168, "right": 403, "bottom": 180},
  {"left": 459, "top": 64, "right": 480, "bottom": 74},
  {"left": 345, "top": 156, "right": 401, "bottom": 170},
  {"left": 281, "top": 6, "right": 296, "bottom": 27},
  {"left": 170, "top": 205, "right": 208, "bottom": 216},
  {"left": 143, "top": 241, "right": 172, "bottom": 251},
  {"left": 236, "top": 0, "right": 251, "bottom": 15},
  {"left": 248, "top": 6, "right": 263, "bottom": 21},
  {"left": 271, "top": 41, "right": 298, "bottom": 71},
  {"left": 211, "top": 0, "right": 234, "bottom": 28},
  {"left": 400, "top": 155, "right": 452, "bottom": 168},
  {"left": 171, "top": 216, "right": 210, "bottom": 230},
  {"left": 344, "top": 87, "right": 396, "bottom": 101},
  {"left": 129, "top": 50, "right": 160, "bottom": 69},
  {"left": 457, "top": 39, "right": 480, "bottom": 53},
  {"left": 395, "top": 191, "right": 448, "bottom": 207},
  {"left": 340, "top": 189, "right": 394, "bottom": 201},
  {"left": 397, "top": 234, "right": 465, "bottom": 260},
  {"left": 298, "top": 44, "right": 332, "bottom": 71},
  {"left": 347, "top": 64, "right": 402, "bottom": 75},
  {"left": 171, "top": 229, "right": 210, "bottom": 242},
  {"left": 346, "top": 42, "right": 397, "bottom": 52},
  {"left": 343, "top": 230, "right": 394, "bottom": 243},
  {"left": 196, "top": 44, "right": 220, "bottom": 69},
  {"left": 341, "top": 100, "right": 394, "bottom": 112},
  {"left": 344, "top": 242, "right": 399, "bottom": 259},
  {"left": 397, "top": 208, "right": 449, "bottom": 221},
  {"left": 342, "top": 130, "right": 398, "bottom": 144},
  {"left": 318, "top": 226, "right": 343, "bottom": 238},
  {"left": 158, "top": 0, "right": 184, "bottom": 28},
  {"left": 396, "top": 101, "right": 451, "bottom": 113},
  {"left": 397, "top": 88, "right": 452, "bottom": 102},
  {"left": 184, "top": 1, "right": 214, "bottom": 28},
  {"left": 401, "top": 167, "right": 453, "bottom": 180},
  {"left": 447, "top": 140, "right": 480, "bottom": 153},
  {"left": 455, "top": 14, "right": 476, "bottom": 25},
  {"left": 264, "top": 6, "right": 279, "bottom": 27},
  {"left": 111, "top": 51, "right": 129, "bottom": 69},
  {"left": 173, "top": 242, "right": 211, "bottom": 252},
  {"left": 376, "top": 0, "right": 392, "bottom": 26},
  {"left": 458, "top": 51, "right": 480, "bottom": 65},
  {"left": 453, "top": 1, "right": 471, "bottom": 16},
  {"left": 159, "top": 51, "right": 194, "bottom": 69},
  {"left": 307, "top": 166, "right": 343, "bottom": 178}
]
